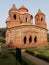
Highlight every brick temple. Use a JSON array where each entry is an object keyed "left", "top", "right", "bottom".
[{"left": 6, "top": 4, "right": 48, "bottom": 48}]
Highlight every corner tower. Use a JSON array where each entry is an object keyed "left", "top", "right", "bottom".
[
  {"left": 35, "top": 9, "right": 47, "bottom": 29},
  {"left": 6, "top": 4, "right": 20, "bottom": 28}
]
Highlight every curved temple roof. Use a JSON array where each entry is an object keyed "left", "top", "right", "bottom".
[
  {"left": 18, "top": 5, "right": 28, "bottom": 12},
  {"left": 35, "top": 9, "right": 45, "bottom": 17}
]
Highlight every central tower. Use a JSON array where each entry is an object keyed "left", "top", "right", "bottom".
[{"left": 6, "top": 4, "right": 33, "bottom": 28}]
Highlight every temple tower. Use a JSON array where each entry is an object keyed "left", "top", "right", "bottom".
[{"left": 35, "top": 9, "right": 47, "bottom": 29}]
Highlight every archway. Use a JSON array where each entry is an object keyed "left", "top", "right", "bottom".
[
  {"left": 24, "top": 36, "right": 27, "bottom": 44},
  {"left": 29, "top": 36, "right": 32, "bottom": 43},
  {"left": 13, "top": 14, "right": 16, "bottom": 20},
  {"left": 34, "top": 36, "right": 37, "bottom": 43}
]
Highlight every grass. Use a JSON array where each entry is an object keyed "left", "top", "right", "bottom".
[
  {"left": 0, "top": 49, "right": 21, "bottom": 65},
  {"left": 13, "top": 49, "right": 36, "bottom": 65},
  {"left": 0, "top": 49, "right": 37, "bottom": 65},
  {"left": 0, "top": 53, "right": 17, "bottom": 65},
  {"left": 25, "top": 46, "right": 49, "bottom": 62}
]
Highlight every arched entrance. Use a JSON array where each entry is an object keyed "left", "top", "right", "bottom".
[
  {"left": 34, "top": 36, "right": 37, "bottom": 43},
  {"left": 24, "top": 36, "right": 27, "bottom": 44},
  {"left": 29, "top": 36, "right": 32, "bottom": 43}
]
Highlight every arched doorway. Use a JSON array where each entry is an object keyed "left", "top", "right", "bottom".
[
  {"left": 34, "top": 36, "right": 37, "bottom": 43},
  {"left": 24, "top": 36, "right": 27, "bottom": 44},
  {"left": 29, "top": 36, "right": 32, "bottom": 43},
  {"left": 13, "top": 14, "right": 16, "bottom": 20}
]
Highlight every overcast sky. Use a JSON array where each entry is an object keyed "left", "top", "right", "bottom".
[{"left": 0, "top": 0, "right": 49, "bottom": 30}]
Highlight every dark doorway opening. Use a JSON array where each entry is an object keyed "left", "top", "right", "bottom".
[
  {"left": 13, "top": 14, "right": 16, "bottom": 20},
  {"left": 29, "top": 36, "right": 32, "bottom": 43},
  {"left": 24, "top": 36, "right": 27, "bottom": 44},
  {"left": 41, "top": 18, "right": 43, "bottom": 22},
  {"left": 26, "top": 17, "right": 28, "bottom": 22},
  {"left": 34, "top": 36, "right": 37, "bottom": 43}
]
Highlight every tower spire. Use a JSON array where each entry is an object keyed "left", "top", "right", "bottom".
[
  {"left": 38, "top": 9, "right": 41, "bottom": 13},
  {"left": 9, "top": 4, "right": 17, "bottom": 13},
  {"left": 12, "top": 4, "right": 16, "bottom": 8}
]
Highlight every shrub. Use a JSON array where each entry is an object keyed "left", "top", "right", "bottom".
[
  {"left": 1, "top": 49, "right": 9, "bottom": 58},
  {"left": 26, "top": 49, "right": 49, "bottom": 62},
  {"left": 0, "top": 37, "right": 5, "bottom": 43}
]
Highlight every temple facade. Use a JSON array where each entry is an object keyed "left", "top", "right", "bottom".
[{"left": 6, "top": 4, "right": 48, "bottom": 48}]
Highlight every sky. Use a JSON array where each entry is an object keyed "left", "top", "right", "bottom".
[{"left": 0, "top": 0, "right": 49, "bottom": 30}]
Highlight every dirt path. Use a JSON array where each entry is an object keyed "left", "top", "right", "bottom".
[{"left": 22, "top": 51, "right": 49, "bottom": 65}]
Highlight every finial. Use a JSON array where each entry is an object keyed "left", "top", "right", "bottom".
[
  {"left": 12, "top": 4, "right": 16, "bottom": 8},
  {"left": 13, "top": 4, "right": 15, "bottom": 6},
  {"left": 38, "top": 9, "right": 41, "bottom": 12}
]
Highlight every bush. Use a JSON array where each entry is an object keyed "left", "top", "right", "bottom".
[
  {"left": 0, "top": 49, "right": 9, "bottom": 58},
  {"left": 36, "top": 53, "right": 49, "bottom": 62},
  {"left": 26, "top": 49, "right": 49, "bottom": 62},
  {"left": 0, "top": 28, "right": 6, "bottom": 38},
  {"left": 0, "top": 37, "right": 5, "bottom": 43}
]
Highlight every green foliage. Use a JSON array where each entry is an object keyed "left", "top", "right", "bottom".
[
  {"left": 26, "top": 47, "right": 49, "bottom": 62},
  {"left": 0, "top": 28, "right": 6, "bottom": 38},
  {"left": 12, "top": 49, "right": 36, "bottom": 65},
  {"left": 0, "top": 50, "right": 21, "bottom": 65},
  {"left": 0, "top": 28, "right": 6, "bottom": 44},
  {"left": 0, "top": 37, "right": 5, "bottom": 43},
  {"left": 0, "top": 49, "right": 37, "bottom": 65},
  {"left": 47, "top": 33, "right": 49, "bottom": 42}
]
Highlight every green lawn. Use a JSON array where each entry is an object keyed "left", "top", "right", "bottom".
[
  {"left": 26, "top": 46, "right": 49, "bottom": 62},
  {"left": 0, "top": 54, "right": 17, "bottom": 65},
  {"left": 0, "top": 51, "right": 20, "bottom": 65},
  {"left": 0, "top": 49, "right": 36, "bottom": 65}
]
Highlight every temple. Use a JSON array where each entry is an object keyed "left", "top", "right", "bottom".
[{"left": 6, "top": 4, "right": 48, "bottom": 48}]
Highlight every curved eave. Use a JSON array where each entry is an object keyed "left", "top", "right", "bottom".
[
  {"left": 18, "top": 8, "right": 28, "bottom": 12},
  {"left": 6, "top": 25, "right": 48, "bottom": 31},
  {"left": 35, "top": 13, "right": 45, "bottom": 18}
]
